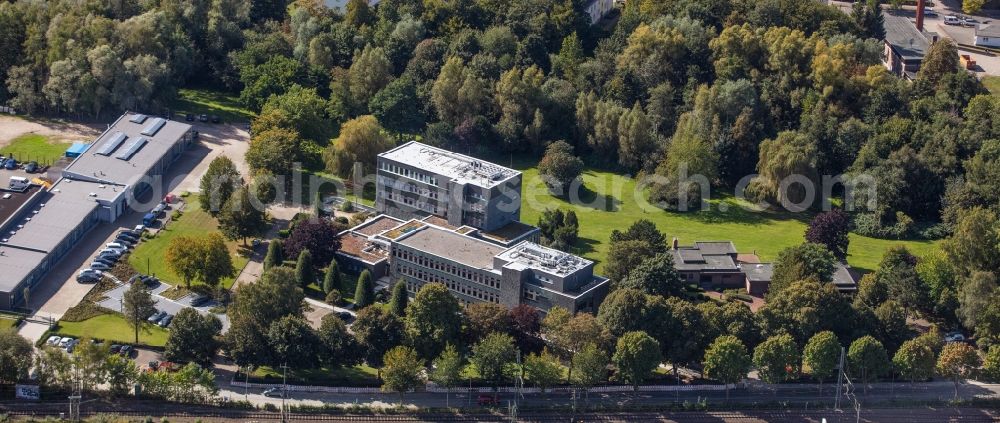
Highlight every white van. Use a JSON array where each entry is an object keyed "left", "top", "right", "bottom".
[
  {"left": 944, "top": 15, "right": 961, "bottom": 25},
  {"left": 8, "top": 176, "right": 29, "bottom": 191}
]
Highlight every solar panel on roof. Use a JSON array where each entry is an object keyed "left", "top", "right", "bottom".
[
  {"left": 129, "top": 114, "right": 147, "bottom": 124},
  {"left": 115, "top": 136, "right": 147, "bottom": 161},
  {"left": 96, "top": 132, "right": 128, "bottom": 156},
  {"left": 140, "top": 118, "right": 166, "bottom": 136}
]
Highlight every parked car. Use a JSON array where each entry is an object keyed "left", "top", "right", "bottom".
[
  {"left": 185, "top": 113, "right": 195, "bottom": 122},
  {"left": 962, "top": 17, "right": 979, "bottom": 27},
  {"left": 198, "top": 114, "right": 208, "bottom": 122},
  {"left": 945, "top": 15, "right": 961, "bottom": 25},
  {"left": 89, "top": 262, "right": 112, "bottom": 271},
  {"left": 210, "top": 115, "right": 220, "bottom": 123},
  {"left": 46, "top": 336, "right": 62, "bottom": 346},
  {"left": 77, "top": 273, "right": 101, "bottom": 283},
  {"left": 24, "top": 161, "right": 39, "bottom": 173},
  {"left": 109, "top": 344, "right": 122, "bottom": 354},
  {"left": 923, "top": 7, "right": 938, "bottom": 16},
  {"left": 119, "top": 345, "right": 133, "bottom": 357},
  {"left": 262, "top": 387, "right": 285, "bottom": 398},
  {"left": 944, "top": 332, "right": 965, "bottom": 343},
  {"left": 97, "top": 253, "right": 120, "bottom": 263},
  {"left": 106, "top": 242, "right": 128, "bottom": 251},
  {"left": 158, "top": 315, "right": 173, "bottom": 328},
  {"left": 3, "top": 158, "right": 16, "bottom": 170},
  {"left": 337, "top": 312, "right": 354, "bottom": 323},
  {"left": 134, "top": 224, "right": 146, "bottom": 233},
  {"left": 99, "top": 248, "right": 124, "bottom": 256},
  {"left": 118, "top": 229, "right": 142, "bottom": 241},
  {"left": 147, "top": 311, "right": 167, "bottom": 323},
  {"left": 94, "top": 257, "right": 117, "bottom": 267},
  {"left": 141, "top": 275, "right": 160, "bottom": 287},
  {"left": 190, "top": 295, "right": 210, "bottom": 307},
  {"left": 114, "top": 236, "right": 135, "bottom": 247}
]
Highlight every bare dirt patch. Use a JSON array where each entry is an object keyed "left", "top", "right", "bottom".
[{"left": 0, "top": 115, "right": 102, "bottom": 148}]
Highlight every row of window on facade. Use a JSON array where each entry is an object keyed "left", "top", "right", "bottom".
[
  {"left": 399, "top": 264, "right": 501, "bottom": 303},
  {"left": 381, "top": 189, "right": 441, "bottom": 214},
  {"left": 393, "top": 248, "right": 501, "bottom": 289},
  {"left": 380, "top": 162, "right": 439, "bottom": 186}
]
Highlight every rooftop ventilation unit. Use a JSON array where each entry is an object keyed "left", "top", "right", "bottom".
[
  {"left": 140, "top": 117, "right": 166, "bottom": 136},
  {"left": 129, "top": 114, "right": 148, "bottom": 124},
  {"left": 115, "top": 136, "right": 148, "bottom": 161},
  {"left": 96, "top": 132, "right": 128, "bottom": 156}
]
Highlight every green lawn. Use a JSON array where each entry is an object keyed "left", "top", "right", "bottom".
[
  {"left": 251, "top": 364, "right": 380, "bottom": 387},
  {"left": 0, "top": 318, "right": 19, "bottom": 331},
  {"left": 128, "top": 197, "right": 249, "bottom": 289},
  {"left": 0, "top": 134, "right": 72, "bottom": 165},
  {"left": 170, "top": 87, "right": 254, "bottom": 123},
  {"left": 982, "top": 75, "right": 1000, "bottom": 95},
  {"left": 56, "top": 314, "right": 169, "bottom": 347},
  {"left": 515, "top": 164, "right": 939, "bottom": 273}
]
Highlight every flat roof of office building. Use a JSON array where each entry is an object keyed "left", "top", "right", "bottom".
[
  {"left": 396, "top": 225, "right": 506, "bottom": 269},
  {"left": 62, "top": 113, "right": 191, "bottom": 186},
  {"left": 1, "top": 178, "right": 120, "bottom": 252},
  {"left": 497, "top": 241, "right": 592, "bottom": 276},
  {"left": 0, "top": 246, "right": 49, "bottom": 292},
  {"left": 379, "top": 141, "right": 520, "bottom": 188}
]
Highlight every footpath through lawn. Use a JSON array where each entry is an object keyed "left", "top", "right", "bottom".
[{"left": 515, "top": 164, "right": 939, "bottom": 273}]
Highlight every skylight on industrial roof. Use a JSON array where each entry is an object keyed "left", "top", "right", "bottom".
[
  {"left": 96, "top": 132, "right": 128, "bottom": 156},
  {"left": 115, "top": 136, "right": 148, "bottom": 161},
  {"left": 140, "top": 118, "right": 166, "bottom": 136},
  {"left": 129, "top": 114, "right": 148, "bottom": 124}
]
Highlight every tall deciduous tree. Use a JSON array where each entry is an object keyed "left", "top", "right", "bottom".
[
  {"left": 936, "top": 342, "right": 981, "bottom": 399},
  {"left": 848, "top": 335, "right": 890, "bottom": 388},
  {"left": 199, "top": 156, "right": 242, "bottom": 215},
  {"left": 753, "top": 334, "right": 800, "bottom": 383},
  {"left": 523, "top": 348, "right": 563, "bottom": 392},
  {"left": 246, "top": 127, "right": 300, "bottom": 177},
  {"left": 612, "top": 331, "right": 661, "bottom": 391},
  {"left": 703, "top": 335, "right": 751, "bottom": 400},
  {"left": 165, "top": 235, "right": 201, "bottom": 288},
  {"left": 431, "top": 344, "right": 464, "bottom": 407},
  {"left": 218, "top": 185, "right": 267, "bottom": 245},
  {"left": 537, "top": 140, "right": 584, "bottom": 193},
  {"left": 381, "top": 346, "right": 425, "bottom": 404},
  {"left": 405, "top": 283, "right": 463, "bottom": 360},
  {"left": 353, "top": 306, "right": 404, "bottom": 372},
  {"left": 324, "top": 115, "right": 395, "bottom": 177},
  {"left": 619, "top": 253, "right": 685, "bottom": 298},
  {"left": 283, "top": 219, "right": 341, "bottom": 267},
  {"left": 802, "top": 331, "right": 840, "bottom": 391},
  {"left": 805, "top": 209, "right": 851, "bottom": 261},
  {"left": 470, "top": 332, "right": 517, "bottom": 394},
  {"left": 0, "top": 329, "right": 33, "bottom": 384},
  {"left": 893, "top": 337, "right": 936, "bottom": 383},
  {"left": 768, "top": 243, "right": 837, "bottom": 296},
  {"left": 122, "top": 281, "right": 157, "bottom": 344},
  {"left": 165, "top": 308, "right": 222, "bottom": 366}
]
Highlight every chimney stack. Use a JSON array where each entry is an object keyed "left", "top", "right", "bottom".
[{"left": 916, "top": 0, "right": 925, "bottom": 31}]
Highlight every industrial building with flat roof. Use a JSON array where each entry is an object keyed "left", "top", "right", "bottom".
[
  {"left": 376, "top": 141, "right": 523, "bottom": 231},
  {"left": 0, "top": 113, "right": 193, "bottom": 309}
]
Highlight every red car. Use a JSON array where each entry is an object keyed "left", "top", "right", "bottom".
[{"left": 477, "top": 394, "right": 499, "bottom": 406}]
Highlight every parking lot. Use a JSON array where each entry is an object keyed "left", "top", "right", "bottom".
[{"left": 96, "top": 279, "right": 230, "bottom": 331}]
